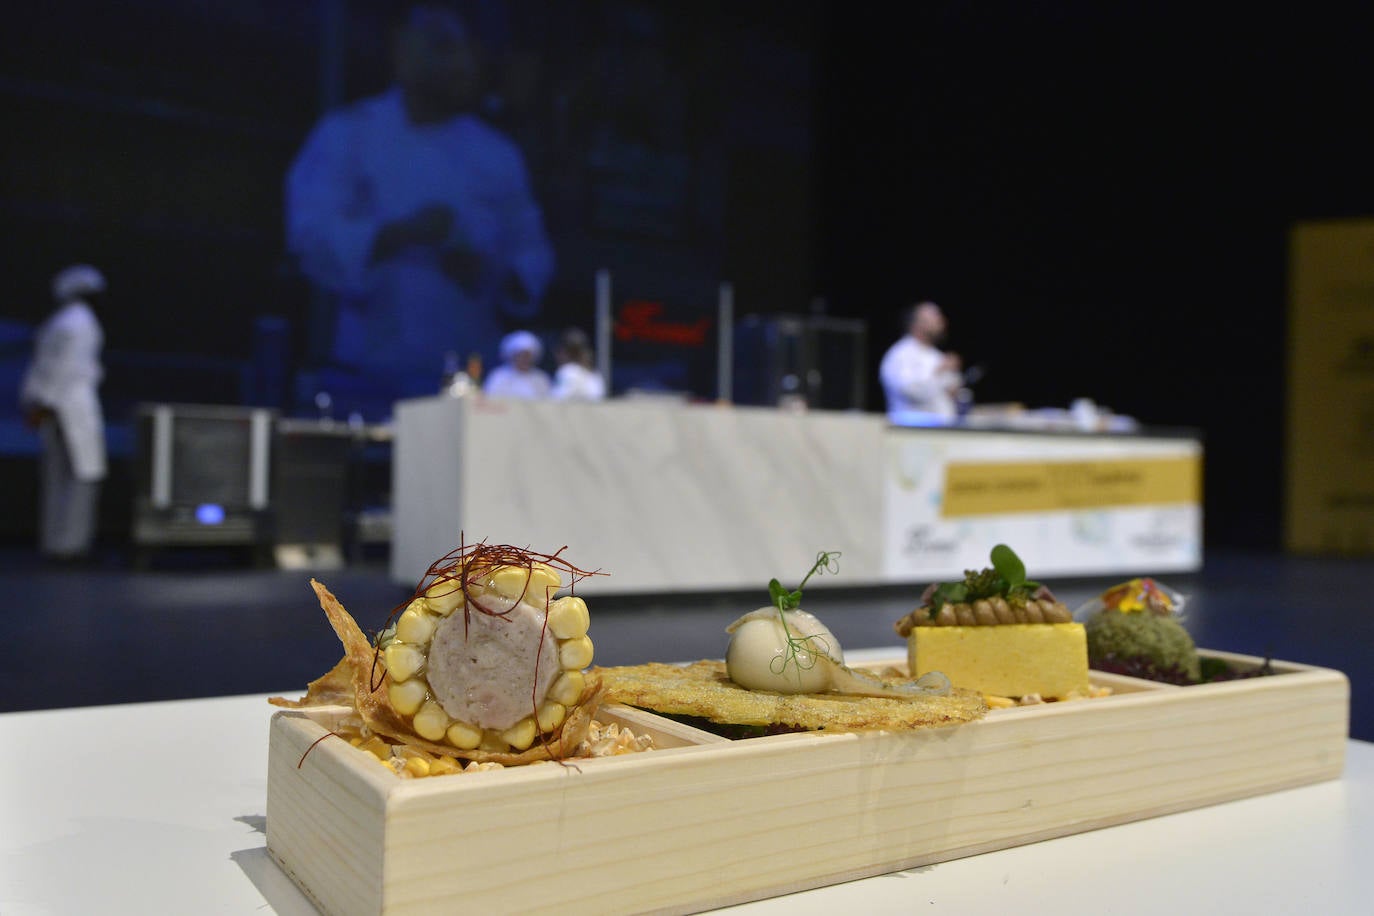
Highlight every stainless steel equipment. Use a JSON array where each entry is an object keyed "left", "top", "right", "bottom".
[
  {"left": 132, "top": 403, "right": 275, "bottom": 562},
  {"left": 271, "top": 418, "right": 354, "bottom": 570}
]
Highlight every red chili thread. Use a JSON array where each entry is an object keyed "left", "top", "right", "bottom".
[
  {"left": 297, "top": 730, "right": 340, "bottom": 768},
  {"left": 369, "top": 533, "right": 603, "bottom": 692}
]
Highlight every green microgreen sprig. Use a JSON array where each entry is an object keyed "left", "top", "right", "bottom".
[
  {"left": 927, "top": 543, "right": 1042, "bottom": 619},
  {"left": 766, "top": 551, "right": 841, "bottom": 679}
]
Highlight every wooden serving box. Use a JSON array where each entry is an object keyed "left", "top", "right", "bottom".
[{"left": 266, "top": 650, "right": 1349, "bottom": 915}]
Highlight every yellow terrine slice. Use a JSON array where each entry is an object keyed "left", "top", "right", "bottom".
[{"left": 908, "top": 623, "right": 1090, "bottom": 699}]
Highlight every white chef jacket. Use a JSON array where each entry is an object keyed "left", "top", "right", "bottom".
[
  {"left": 483, "top": 365, "right": 552, "bottom": 400},
  {"left": 286, "top": 88, "right": 555, "bottom": 376},
  {"left": 878, "top": 336, "right": 960, "bottom": 421},
  {"left": 20, "top": 301, "right": 106, "bottom": 480},
  {"left": 551, "top": 363, "right": 606, "bottom": 402}
]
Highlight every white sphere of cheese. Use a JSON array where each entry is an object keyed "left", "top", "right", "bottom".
[{"left": 726, "top": 608, "right": 842, "bottom": 694}]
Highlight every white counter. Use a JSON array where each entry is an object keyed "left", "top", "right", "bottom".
[
  {"left": 392, "top": 397, "right": 1202, "bottom": 593},
  {"left": 392, "top": 397, "right": 886, "bottom": 593},
  {"left": 2, "top": 684, "right": 1369, "bottom": 915}
]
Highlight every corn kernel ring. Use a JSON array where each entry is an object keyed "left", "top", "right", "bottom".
[
  {"left": 270, "top": 541, "right": 606, "bottom": 767},
  {"left": 371, "top": 543, "right": 603, "bottom": 760}
]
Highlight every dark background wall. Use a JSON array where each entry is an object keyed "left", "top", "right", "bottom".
[
  {"left": 1, "top": 0, "right": 819, "bottom": 387},
  {"left": 816, "top": 4, "right": 1374, "bottom": 550},
  {"left": 2, "top": 1, "right": 1372, "bottom": 552}
]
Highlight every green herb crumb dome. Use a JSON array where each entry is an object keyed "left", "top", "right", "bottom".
[{"left": 1085, "top": 608, "right": 1200, "bottom": 681}]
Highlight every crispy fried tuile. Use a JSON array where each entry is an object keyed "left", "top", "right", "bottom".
[
  {"left": 267, "top": 654, "right": 354, "bottom": 708},
  {"left": 269, "top": 579, "right": 374, "bottom": 708},
  {"left": 594, "top": 660, "right": 986, "bottom": 730},
  {"left": 270, "top": 579, "right": 600, "bottom": 763}
]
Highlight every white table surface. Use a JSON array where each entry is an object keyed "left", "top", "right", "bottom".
[{"left": 3, "top": 690, "right": 1371, "bottom": 915}]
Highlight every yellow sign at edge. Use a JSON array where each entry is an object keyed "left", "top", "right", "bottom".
[{"left": 941, "top": 457, "right": 1200, "bottom": 517}]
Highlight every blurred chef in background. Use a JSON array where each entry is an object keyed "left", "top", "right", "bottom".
[
  {"left": 550, "top": 327, "right": 606, "bottom": 401},
  {"left": 879, "top": 301, "right": 963, "bottom": 423},
  {"left": 286, "top": 2, "right": 554, "bottom": 402},
  {"left": 483, "top": 330, "right": 551, "bottom": 399},
  {"left": 20, "top": 265, "right": 108, "bottom": 563}
]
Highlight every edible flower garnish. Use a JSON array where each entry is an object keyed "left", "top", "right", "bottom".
[{"left": 1099, "top": 577, "right": 1176, "bottom": 615}]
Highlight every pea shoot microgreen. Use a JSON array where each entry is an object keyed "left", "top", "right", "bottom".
[{"left": 767, "top": 551, "right": 841, "bottom": 678}]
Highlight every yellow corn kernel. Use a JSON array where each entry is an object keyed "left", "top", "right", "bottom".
[
  {"left": 384, "top": 642, "right": 426, "bottom": 682},
  {"left": 358, "top": 736, "right": 390, "bottom": 760},
  {"left": 546, "top": 596, "right": 590, "bottom": 639},
  {"left": 388, "top": 678, "right": 428, "bottom": 716},
  {"left": 430, "top": 756, "right": 460, "bottom": 776},
  {"left": 446, "top": 720, "right": 482, "bottom": 750},
  {"left": 424, "top": 577, "right": 465, "bottom": 616},
  {"left": 536, "top": 701, "right": 566, "bottom": 733},
  {"left": 396, "top": 601, "right": 438, "bottom": 644},
  {"left": 488, "top": 563, "right": 562, "bottom": 604},
  {"left": 349, "top": 737, "right": 364, "bottom": 747},
  {"left": 548, "top": 670, "right": 585, "bottom": 706},
  {"left": 478, "top": 733, "right": 510, "bottom": 753},
  {"left": 413, "top": 701, "right": 452, "bottom": 741},
  {"left": 404, "top": 756, "right": 431, "bottom": 778},
  {"left": 465, "top": 760, "right": 504, "bottom": 772},
  {"left": 502, "top": 717, "right": 538, "bottom": 751},
  {"left": 559, "top": 635, "right": 594, "bottom": 670}
]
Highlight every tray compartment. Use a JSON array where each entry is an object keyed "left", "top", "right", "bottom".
[{"left": 266, "top": 650, "right": 1348, "bottom": 914}]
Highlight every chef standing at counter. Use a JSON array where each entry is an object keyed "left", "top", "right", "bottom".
[
  {"left": 20, "top": 265, "right": 108, "bottom": 563},
  {"left": 483, "top": 330, "right": 552, "bottom": 400},
  {"left": 879, "top": 301, "right": 963, "bottom": 423},
  {"left": 550, "top": 327, "right": 606, "bottom": 402}
]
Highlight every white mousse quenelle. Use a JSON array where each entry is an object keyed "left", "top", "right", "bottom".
[
  {"left": 725, "top": 552, "right": 951, "bottom": 699},
  {"left": 726, "top": 607, "right": 840, "bottom": 693}
]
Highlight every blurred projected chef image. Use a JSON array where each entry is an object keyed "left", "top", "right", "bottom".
[
  {"left": 286, "top": 2, "right": 554, "bottom": 402},
  {"left": 879, "top": 301, "right": 964, "bottom": 424},
  {"left": 19, "top": 265, "right": 108, "bottom": 564}
]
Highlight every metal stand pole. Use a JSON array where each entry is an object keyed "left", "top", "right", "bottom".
[
  {"left": 595, "top": 269, "right": 613, "bottom": 395},
  {"left": 717, "top": 282, "right": 734, "bottom": 403}
]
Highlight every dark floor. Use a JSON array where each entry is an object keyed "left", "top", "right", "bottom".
[{"left": 3, "top": 546, "right": 1370, "bottom": 742}]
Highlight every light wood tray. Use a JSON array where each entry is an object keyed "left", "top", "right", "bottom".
[{"left": 266, "top": 650, "right": 1349, "bottom": 915}]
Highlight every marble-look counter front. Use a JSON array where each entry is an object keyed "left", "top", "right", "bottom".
[
  {"left": 392, "top": 397, "right": 886, "bottom": 593},
  {"left": 392, "top": 397, "right": 1203, "bottom": 594}
]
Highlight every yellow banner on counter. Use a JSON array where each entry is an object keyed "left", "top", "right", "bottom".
[{"left": 942, "top": 456, "right": 1200, "bottom": 516}]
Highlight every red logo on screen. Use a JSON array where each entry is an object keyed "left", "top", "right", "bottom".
[{"left": 614, "top": 300, "right": 711, "bottom": 346}]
